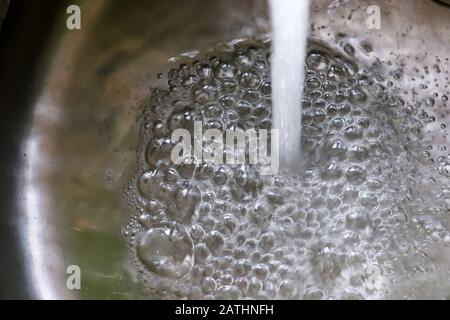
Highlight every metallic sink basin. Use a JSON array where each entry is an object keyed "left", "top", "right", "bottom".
[{"left": 1, "top": 0, "right": 450, "bottom": 299}]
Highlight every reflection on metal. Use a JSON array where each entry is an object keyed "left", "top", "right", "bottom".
[
  {"left": 20, "top": 0, "right": 267, "bottom": 299},
  {"left": 433, "top": 0, "right": 450, "bottom": 7},
  {"left": 0, "top": 0, "right": 9, "bottom": 29},
  {"left": 12, "top": 0, "right": 450, "bottom": 299}
]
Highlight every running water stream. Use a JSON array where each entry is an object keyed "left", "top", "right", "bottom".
[{"left": 269, "top": 0, "right": 311, "bottom": 172}]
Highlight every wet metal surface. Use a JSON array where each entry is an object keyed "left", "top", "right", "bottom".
[{"left": 1, "top": 0, "right": 450, "bottom": 299}]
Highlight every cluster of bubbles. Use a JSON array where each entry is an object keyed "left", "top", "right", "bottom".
[{"left": 123, "top": 38, "right": 450, "bottom": 299}]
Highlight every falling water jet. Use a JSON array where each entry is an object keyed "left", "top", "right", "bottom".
[{"left": 269, "top": 0, "right": 311, "bottom": 173}]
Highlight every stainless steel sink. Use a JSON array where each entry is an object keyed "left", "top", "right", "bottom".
[{"left": 1, "top": 0, "right": 450, "bottom": 299}]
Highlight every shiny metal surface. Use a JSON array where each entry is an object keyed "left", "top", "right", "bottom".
[
  {"left": 17, "top": 0, "right": 271, "bottom": 300},
  {"left": 1, "top": 0, "right": 450, "bottom": 299},
  {"left": 0, "top": 1, "right": 8, "bottom": 29},
  {"left": 435, "top": 0, "right": 450, "bottom": 7}
]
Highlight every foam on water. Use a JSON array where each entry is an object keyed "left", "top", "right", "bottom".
[
  {"left": 123, "top": 37, "right": 450, "bottom": 299},
  {"left": 270, "top": 0, "right": 310, "bottom": 172}
]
